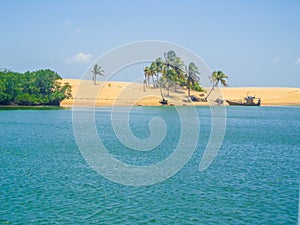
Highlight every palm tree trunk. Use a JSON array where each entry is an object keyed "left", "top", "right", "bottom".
[
  {"left": 93, "top": 74, "right": 96, "bottom": 85},
  {"left": 159, "top": 81, "right": 164, "bottom": 99},
  {"left": 152, "top": 76, "right": 155, "bottom": 88},
  {"left": 215, "top": 80, "right": 219, "bottom": 87},
  {"left": 205, "top": 88, "right": 213, "bottom": 101},
  {"left": 174, "top": 82, "right": 177, "bottom": 93},
  {"left": 155, "top": 74, "right": 159, "bottom": 88},
  {"left": 143, "top": 79, "right": 146, "bottom": 91},
  {"left": 205, "top": 81, "right": 217, "bottom": 101}
]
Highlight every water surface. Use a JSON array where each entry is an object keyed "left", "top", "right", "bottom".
[{"left": 0, "top": 106, "right": 299, "bottom": 224}]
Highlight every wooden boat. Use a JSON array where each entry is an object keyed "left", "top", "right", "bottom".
[{"left": 226, "top": 96, "right": 261, "bottom": 106}]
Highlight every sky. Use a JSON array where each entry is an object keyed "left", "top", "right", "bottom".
[{"left": 0, "top": 0, "right": 299, "bottom": 87}]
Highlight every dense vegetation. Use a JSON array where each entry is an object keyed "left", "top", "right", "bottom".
[{"left": 0, "top": 69, "right": 72, "bottom": 106}]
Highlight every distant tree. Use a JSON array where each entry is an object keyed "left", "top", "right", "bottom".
[
  {"left": 162, "top": 50, "right": 180, "bottom": 96},
  {"left": 172, "top": 57, "right": 185, "bottom": 92},
  {"left": 0, "top": 69, "right": 72, "bottom": 106},
  {"left": 152, "top": 57, "right": 164, "bottom": 88},
  {"left": 91, "top": 64, "right": 105, "bottom": 85},
  {"left": 186, "top": 63, "right": 200, "bottom": 97},
  {"left": 205, "top": 70, "right": 229, "bottom": 100},
  {"left": 144, "top": 65, "right": 155, "bottom": 87},
  {"left": 210, "top": 71, "right": 228, "bottom": 89},
  {"left": 143, "top": 50, "right": 205, "bottom": 100},
  {"left": 164, "top": 50, "right": 176, "bottom": 67},
  {"left": 48, "top": 80, "right": 72, "bottom": 105}
]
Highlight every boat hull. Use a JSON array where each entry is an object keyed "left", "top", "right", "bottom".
[{"left": 226, "top": 100, "right": 261, "bottom": 106}]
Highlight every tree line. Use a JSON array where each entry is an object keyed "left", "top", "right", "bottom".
[{"left": 0, "top": 69, "right": 72, "bottom": 106}]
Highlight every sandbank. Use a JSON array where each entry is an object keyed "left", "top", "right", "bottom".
[{"left": 60, "top": 79, "right": 300, "bottom": 107}]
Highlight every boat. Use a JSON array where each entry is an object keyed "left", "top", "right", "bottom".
[
  {"left": 159, "top": 98, "right": 168, "bottom": 105},
  {"left": 226, "top": 95, "right": 261, "bottom": 106}
]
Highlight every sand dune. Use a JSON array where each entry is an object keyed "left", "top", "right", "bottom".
[{"left": 60, "top": 79, "right": 300, "bottom": 107}]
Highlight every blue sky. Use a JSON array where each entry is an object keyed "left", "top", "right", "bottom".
[{"left": 0, "top": 0, "right": 299, "bottom": 87}]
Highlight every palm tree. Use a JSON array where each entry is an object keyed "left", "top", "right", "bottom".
[
  {"left": 152, "top": 57, "right": 166, "bottom": 98},
  {"left": 91, "top": 64, "right": 105, "bottom": 85},
  {"left": 186, "top": 63, "right": 200, "bottom": 97},
  {"left": 144, "top": 64, "right": 158, "bottom": 87},
  {"left": 165, "top": 68, "right": 177, "bottom": 96},
  {"left": 210, "top": 71, "right": 228, "bottom": 88},
  {"left": 206, "top": 70, "right": 228, "bottom": 100},
  {"left": 158, "top": 76, "right": 167, "bottom": 99},
  {"left": 144, "top": 66, "right": 150, "bottom": 87},
  {"left": 153, "top": 57, "right": 164, "bottom": 86},
  {"left": 164, "top": 50, "right": 176, "bottom": 67},
  {"left": 143, "top": 50, "right": 205, "bottom": 100},
  {"left": 149, "top": 63, "right": 158, "bottom": 87},
  {"left": 172, "top": 56, "right": 186, "bottom": 92},
  {"left": 162, "top": 50, "right": 184, "bottom": 94}
]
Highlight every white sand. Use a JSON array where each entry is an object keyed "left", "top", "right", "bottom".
[{"left": 60, "top": 79, "right": 300, "bottom": 107}]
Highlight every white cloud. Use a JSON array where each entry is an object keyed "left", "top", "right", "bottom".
[
  {"left": 65, "top": 53, "right": 93, "bottom": 64},
  {"left": 272, "top": 57, "right": 280, "bottom": 63},
  {"left": 295, "top": 58, "right": 300, "bottom": 65}
]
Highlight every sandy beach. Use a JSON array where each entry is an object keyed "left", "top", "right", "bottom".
[{"left": 60, "top": 79, "right": 300, "bottom": 107}]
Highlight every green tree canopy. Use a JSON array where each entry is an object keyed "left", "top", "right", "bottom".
[
  {"left": 210, "top": 71, "right": 229, "bottom": 88},
  {"left": 186, "top": 62, "right": 201, "bottom": 97},
  {"left": 0, "top": 69, "right": 72, "bottom": 106},
  {"left": 144, "top": 50, "right": 204, "bottom": 98}
]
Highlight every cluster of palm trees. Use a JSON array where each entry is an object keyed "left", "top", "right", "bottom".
[
  {"left": 90, "top": 53, "right": 229, "bottom": 102},
  {"left": 144, "top": 50, "right": 202, "bottom": 98}
]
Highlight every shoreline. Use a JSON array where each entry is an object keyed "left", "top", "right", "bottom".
[
  {"left": 60, "top": 79, "right": 300, "bottom": 107},
  {"left": 0, "top": 105, "right": 63, "bottom": 110},
  {"left": 1, "top": 105, "right": 299, "bottom": 110}
]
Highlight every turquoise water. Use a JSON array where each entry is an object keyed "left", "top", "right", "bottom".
[{"left": 0, "top": 107, "right": 299, "bottom": 224}]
